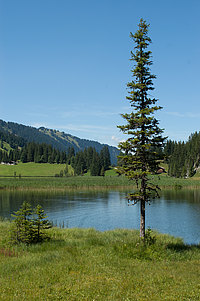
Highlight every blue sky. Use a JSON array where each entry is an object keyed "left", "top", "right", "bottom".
[{"left": 0, "top": 0, "right": 200, "bottom": 146}]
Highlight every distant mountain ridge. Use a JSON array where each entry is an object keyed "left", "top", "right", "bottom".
[{"left": 0, "top": 120, "right": 119, "bottom": 164}]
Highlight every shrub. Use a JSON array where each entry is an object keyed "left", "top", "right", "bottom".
[{"left": 11, "top": 202, "right": 52, "bottom": 244}]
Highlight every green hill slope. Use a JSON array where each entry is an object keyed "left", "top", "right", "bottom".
[{"left": 0, "top": 120, "right": 119, "bottom": 164}]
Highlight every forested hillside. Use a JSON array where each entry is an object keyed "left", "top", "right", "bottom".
[
  {"left": 0, "top": 120, "right": 118, "bottom": 164},
  {"left": 0, "top": 140, "right": 111, "bottom": 176},
  {"left": 0, "top": 129, "right": 26, "bottom": 162},
  {"left": 165, "top": 131, "right": 200, "bottom": 178},
  {"left": 0, "top": 130, "right": 26, "bottom": 150}
]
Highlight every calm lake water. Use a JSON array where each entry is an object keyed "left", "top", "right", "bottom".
[{"left": 0, "top": 189, "right": 200, "bottom": 245}]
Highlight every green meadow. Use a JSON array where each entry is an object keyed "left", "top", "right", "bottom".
[
  {"left": 0, "top": 162, "right": 72, "bottom": 177},
  {"left": 0, "top": 221, "right": 200, "bottom": 300}
]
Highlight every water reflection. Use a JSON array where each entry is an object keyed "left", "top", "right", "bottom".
[
  {"left": 0, "top": 189, "right": 199, "bottom": 245},
  {"left": 162, "top": 189, "right": 200, "bottom": 203}
]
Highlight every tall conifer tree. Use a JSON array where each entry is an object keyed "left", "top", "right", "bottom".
[{"left": 118, "top": 19, "right": 166, "bottom": 238}]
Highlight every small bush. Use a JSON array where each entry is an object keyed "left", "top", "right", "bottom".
[
  {"left": 145, "top": 228, "right": 157, "bottom": 246},
  {"left": 10, "top": 202, "right": 52, "bottom": 244}
]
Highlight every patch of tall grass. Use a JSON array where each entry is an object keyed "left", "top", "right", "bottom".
[
  {"left": 0, "top": 175, "right": 133, "bottom": 190},
  {"left": 1, "top": 170, "right": 200, "bottom": 192}
]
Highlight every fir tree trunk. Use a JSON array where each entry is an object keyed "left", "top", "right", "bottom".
[
  {"left": 140, "top": 176, "right": 146, "bottom": 238},
  {"left": 140, "top": 199, "right": 145, "bottom": 238}
]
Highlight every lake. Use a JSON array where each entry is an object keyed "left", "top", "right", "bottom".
[{"left": 0, "top": 189, "right": 200, "bottom": 245}]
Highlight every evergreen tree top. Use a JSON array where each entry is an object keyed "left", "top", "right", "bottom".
[{"left": 117, "top": 18, "right": 166, "bottom": 197}]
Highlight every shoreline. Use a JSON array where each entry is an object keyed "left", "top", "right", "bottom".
[
  {"left": 1, "top": 185, "right": 200, "bottom": 192},
  {"left": 1, "top": 175, "right": 200, "bottom": 191}
]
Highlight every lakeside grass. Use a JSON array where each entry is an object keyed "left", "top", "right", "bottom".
[
  {"left": 0, "top": 175, "right": 132, "bottom": 191},
  {"left": 0, "top": 220, "right": 200, "bottom": 300},
  {"left": 151, "top": 174, "right": 200, "bottom": 188},
  {"left": 1, "top": 162, "right": 200, "bottom": 190},
  {"left": 1, "top": 173, "right": 200, "bottom": 191}
]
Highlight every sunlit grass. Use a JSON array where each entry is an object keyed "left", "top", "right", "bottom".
[
  {"left": 0, "top": 162, "right": 68, "bottom": 177},
  {"left": 0, "top": 221, "right": 200, "bottom": 300}
]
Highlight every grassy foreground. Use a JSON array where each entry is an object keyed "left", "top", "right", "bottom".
[{"left": 0, "top": 221, "right": 200, "bottom": 300}]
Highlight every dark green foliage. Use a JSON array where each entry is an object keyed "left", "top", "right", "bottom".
[
  {"left": 67, "top": 147, "right": 75, "bottom": 163},
  {"left": 118, "top": 19, "right": 165, "bottom": 238},
  {"left": 68, "top": 146, "right": 111, "bottom": 176},
  {"left": 100, "top": 146, "right": 111, "bottom": 170},
  {"left": 11, "top": 202, "right": 52, "bottom": 244},
  {"left": 167, "top": 141, "right": 187, "bottom": 178},
  {"left": 0, "top": 150, "right": 9, "bottom": 163},
  {"left": 73, "top": 151, "right": 86, "bottom": 175},
  {"left": 90, "top": 150, "right": 101, "bottom": 176},
  {"left": 84, "top": 147, "right": 93, "bottom": 169},
  {"left": 0, "top": 129, "right": 26, "bottom": 149},
  {"left": 165, "top": 132, "right": 200, "bottom": 178},
  {"left": 18, "top": 142, "right": 67, "bottom": 164},
  {"left": 20, "top": 149, "right": 28, "bottom": 163},
  {"left": 32, "top": 205, "right": 52, "bottom": 243},
  {"left": 11, "top": 202, "right": 33, "bottom": 244},
  {"left": 0, "top": 130, "right": 25, "bottom": 163}
]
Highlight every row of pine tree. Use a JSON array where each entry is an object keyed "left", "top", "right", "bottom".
[
  {"left": 0, "top": 141, "right": 111, "bottom": 176},
  {"left": 164, "top": 132, "right": 200, "bottom": 178},
  {"left": 67, "top": 146, "right": 111, "bottom": 176},
  {"left": 0, "top": 142, "right": 67, "bottom": 164}
]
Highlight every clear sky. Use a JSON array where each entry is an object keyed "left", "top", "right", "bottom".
[{"left": 0, "top": 0, "right": 199, "bottom": 146}]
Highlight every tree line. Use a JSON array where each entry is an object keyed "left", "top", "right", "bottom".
[
  {"left": 67, "top": 145, "right": 111, "bottom": 176},
  {"left": 0, "top": 142, "right": 67, "bottom": 164},
  {"left": 164, "top": 132, "right": 200, "bottom": 178},
  {"left": 0, "top": 141, "right": 111, "bottom": 176}
]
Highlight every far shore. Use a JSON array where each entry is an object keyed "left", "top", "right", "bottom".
[{"left": 1, "top": 174, "right": 200, "bottom": 191}]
